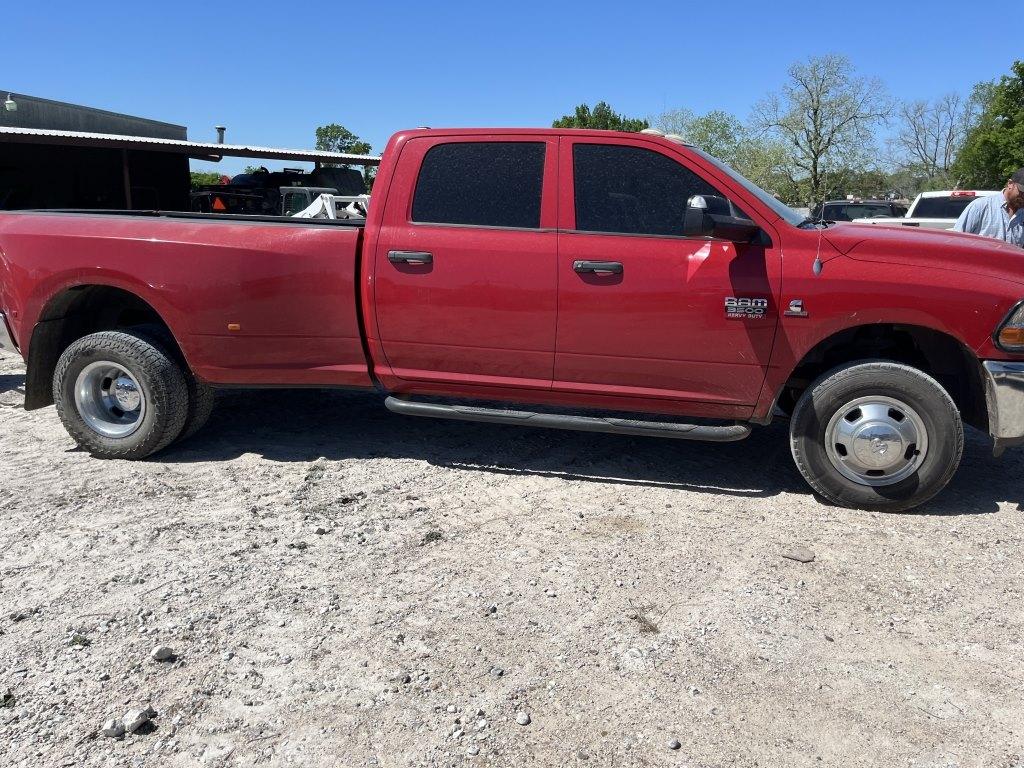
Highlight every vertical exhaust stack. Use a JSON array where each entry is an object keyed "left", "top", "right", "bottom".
[{"left": 215, "top": 126, "right": 226, "bottom": 144}]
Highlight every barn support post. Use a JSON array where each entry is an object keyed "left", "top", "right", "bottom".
[{"left": 121, "top": 148, "right": 133, "bottom": 209}]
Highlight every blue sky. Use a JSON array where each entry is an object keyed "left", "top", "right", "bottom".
[{"left": 3, "top": 1, "right": 1010, "bottom": 175}]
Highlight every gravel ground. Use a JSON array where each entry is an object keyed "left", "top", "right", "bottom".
[{"left": 1, "top": 348, "right": 1023, "bottom": 767}]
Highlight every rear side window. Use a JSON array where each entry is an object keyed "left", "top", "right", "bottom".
[
  {"left": 573, "top": 144, "right": 722, "bottom": 236},
  {"left": 412, "top": 142, "right": 545, "bottom": 228}
]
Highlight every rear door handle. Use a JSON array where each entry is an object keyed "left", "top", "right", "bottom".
[
  {"left": 573, "top": 260, "right": 622, "bottom": 275},
  {"left": 388, "top": 250, "right": 433, "bottom": 265}
]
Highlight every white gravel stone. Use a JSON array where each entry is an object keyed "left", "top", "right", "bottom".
[
  {"left": 100, "top": 718, "right": 125, "bottom": 738},
  {"left": 516, "top": 711, "right": 531, "bottom": 726},
  {"left": 782, "top": 546, "right": 816, "bottom": 563},
  {"left": 151, "top": 645, "right": 175, "bottom": 661},
  {"left": 123, "top": 708, "right": 151, "bottom": 733}
]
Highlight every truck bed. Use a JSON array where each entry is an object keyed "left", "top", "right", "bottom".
[{"left": 0, "top": 209, "right": 373, "bottom": 388}]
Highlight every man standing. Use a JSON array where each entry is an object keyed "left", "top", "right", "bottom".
[{"left": 953, "top": 169, "right": 1024, "bottom": 246}]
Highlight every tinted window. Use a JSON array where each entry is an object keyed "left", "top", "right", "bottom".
[
  {"left": 913, "top": 197, "right": 979, "bottom": 218},
  {"left": 412, "top": 142, "right": 545, "bottom": 228},
  {"left": 854, "top": 204, "right": 898, "bottom": 219},
  {"left": 282, "top": 190, "right": 311, "bottom": 216},
  {"left": 824, "top": 203, "right": 896, "bottom": 221},
  {"left": 574, "top": 144, "right": 723, "bottom": 236}
]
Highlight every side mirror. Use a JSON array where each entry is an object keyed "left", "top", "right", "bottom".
[
  {"left": 684, "top": 194, "right": 761, "bottom": 242},
  {"left": 683, "top": 195, "right": 715, "bottom": 237}
]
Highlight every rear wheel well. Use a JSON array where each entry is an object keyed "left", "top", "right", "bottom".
[
  {"left": 25, "top": 285, "right": 183, "bottom": 410},
  {"left": 777, "top": 324, "right": 987, "bottom": 432}
]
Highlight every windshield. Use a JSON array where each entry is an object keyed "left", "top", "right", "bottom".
[{"left": 692, "top": 148, "right": 805, "bottom": 226}]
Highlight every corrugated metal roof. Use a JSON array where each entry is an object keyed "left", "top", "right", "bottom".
[
  {"left": 0, "top": 126, "right": 381, "bottom": 165},
  {"left": 0, "top": 90, "right": 186, "bottom": 139}
]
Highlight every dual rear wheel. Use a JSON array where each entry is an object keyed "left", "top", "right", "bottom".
[{"left": 53, "top": 330, "right": 214, "bottom": 460}]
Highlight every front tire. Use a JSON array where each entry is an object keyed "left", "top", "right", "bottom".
[
  {"left": 53, "top": 331, "right": 189, "bottom": 459},
  {"left": 790, "top": 361, "right": 963, "bottom": 512}
]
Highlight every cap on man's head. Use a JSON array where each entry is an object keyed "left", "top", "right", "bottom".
[{"left": 1012, "top": 168, "right": 1024, "bottom": 185}]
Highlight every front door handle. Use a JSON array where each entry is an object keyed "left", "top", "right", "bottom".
[
  {"left": 388, "top": 250, "right": 433, "bottom": 265},
  {"left": 573, "top": 260, "right": 622, "bottom": 275}
]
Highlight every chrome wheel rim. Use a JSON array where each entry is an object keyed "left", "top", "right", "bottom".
[
  {"left": 74, "top": 361, "right": 146, "bottom": 438},
  {"left": 824, "top": 395, "right": 928, "bottom": 487}
]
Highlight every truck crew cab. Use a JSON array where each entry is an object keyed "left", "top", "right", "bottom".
[{"left": 2, "top": 127, "right": 1024, "bottom": 512}]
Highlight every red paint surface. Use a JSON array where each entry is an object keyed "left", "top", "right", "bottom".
[{"left": 2, "top": 127, "right": 1024, "bottom": 422}]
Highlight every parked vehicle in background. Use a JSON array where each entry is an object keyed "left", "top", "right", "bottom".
[
  {"left": 851, "top": 190, "right": 1000, "bottom": 230},
  {"left": 811, "top": 199, "right": 908, "bottom": 222},
  {"left": 4, "top": 127, "right": 1024, "bottom": 513},
  {"left": 291, "top": 193, "right": 370, "bottom": 220},
  {"left": 190, "top": 166, "right": 366, "bottom": 215}
]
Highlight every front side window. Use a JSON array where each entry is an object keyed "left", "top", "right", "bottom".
[
  {"left": 573, "top": 143, "right": 724, "bottom": 236},
  {"left": 412, "top": 141, "right": 545, "bottom": 228}
]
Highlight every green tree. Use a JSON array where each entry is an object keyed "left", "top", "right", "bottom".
[
  {"left": 733, "top": 140, "right": 796, "bottom": 202},
  {"left": 952, "top": 61, "right": 1024, "bottom": 188},
  {"left": 826, "top": 167, "right": 891, "bottom": 199},
  {"left": 653, "top": 108, "right": 796, "bottom": 203},
  {"left": 891, "top": 93, "right": 975, "bottom": 181},
  {"left": 655, "top": 109, "right": 744, "bottom": 161},
  {"left": 315, "top": 123, "right": 374, "bottom": 191},
  {"left": 553, "top": 102, "right": 649, "bottom": 132},
  {"left": 189, "top": 171, "right": 222, "bottom": 191},
  {"left": 751, "top": 54, "right": 890, "bottom": 207},
  {"left": 314, "top": 123, "right": 372, "bottom": 156}
]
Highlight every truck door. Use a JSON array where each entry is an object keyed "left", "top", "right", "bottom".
[
  {"left": 554, "top": 137, "right": 782, "bottom": 416},
  {"left": 373, "top": 136, "right": 558, "bottom": 390}
]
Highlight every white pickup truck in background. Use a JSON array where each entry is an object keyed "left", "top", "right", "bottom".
[{"left": 851, "top": 189, "right": 999, "bottom": 230}]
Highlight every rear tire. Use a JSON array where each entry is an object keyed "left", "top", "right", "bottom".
[
  {"left": 129, "top": 324, "right": 216, "bottom": 444},
  {"left": 53, "top": 331, "right": 189, "bottom": 459},
  {"left": 789, "top": 361, "right": 963, "bottom": 512},
  {"left": 178, "top": 377, "right": 216, "bottom": 443}
]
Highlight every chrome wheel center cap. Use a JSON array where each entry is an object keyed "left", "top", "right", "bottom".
[
  {"left": 112, "top": 377, "right": 142, "bottom": 411},
  {"left": 74, "top": 361, "right": 147, "bottom": 439},
  {"left": 824, "top": 395, "right": 929, "bottom": 487},
  {"left": 851, "top": 425, "right": 903, "bottom": 470}
]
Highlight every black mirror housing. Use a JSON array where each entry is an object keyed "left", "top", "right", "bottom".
[
  {"left": 683, "top": 196, "right": 715, "bottom": 237},
  {"left": 708, "top": 214, "right": 761, "bottom": 243},
  {"left": 683, "top": 194, "right": 761, "bottom": 242}
]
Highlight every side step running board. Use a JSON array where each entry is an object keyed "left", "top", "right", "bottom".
[{"left": 384, "top": 396, "right": 751, "bottom": 442}]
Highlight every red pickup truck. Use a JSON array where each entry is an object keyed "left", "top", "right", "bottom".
[{"left": 2, "top": 128, "right": 1023, "bottom": 511}]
